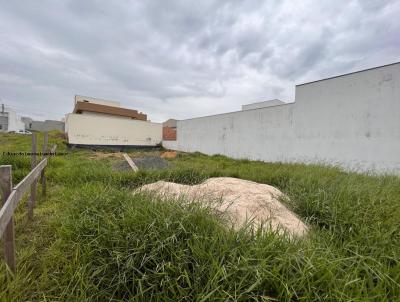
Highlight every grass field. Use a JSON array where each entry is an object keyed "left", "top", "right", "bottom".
[{"left": 0, "top": 132, "right": 399, "bottom": 301}]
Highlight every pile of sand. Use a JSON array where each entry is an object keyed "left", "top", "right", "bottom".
[{"left": 139, "top": 177, "right": 308, "bottom": 238}]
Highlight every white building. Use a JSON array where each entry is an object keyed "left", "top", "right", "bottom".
[
  {"left": 0, "top": 104, "right": 25, "bottom": 132},
  {"left": 163, "top": 62, "right": 400, "bottom": 174},
  {"left": 65, "top": 96, "right": 162, "bottom": 146}
]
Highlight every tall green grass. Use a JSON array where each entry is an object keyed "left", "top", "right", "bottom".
[{"left": 0, "top": 134, "right": 399, "bottom": 301}]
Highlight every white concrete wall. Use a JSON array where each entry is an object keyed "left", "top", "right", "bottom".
[
  {"left": 175, "top": 104, "right": 295, "bottom": 161},
  {"left": 171, "top": 63, "right": 400, "bottom": 173},
  {"left": 162, "top": 140, "right": 178, "bottom": 150},
  {"left": 242, "top": 99, "right": 285, "bottom": 110},
  {"left": 66, "top": 113, "right": 162, "bottom": 146}
]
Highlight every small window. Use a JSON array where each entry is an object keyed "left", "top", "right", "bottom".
[{"left": 0, "top": 125, "right": 2, "bottom": 129}]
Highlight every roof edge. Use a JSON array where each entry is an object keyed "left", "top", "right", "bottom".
[
  {"left": 73, "top": 101, "right": 147, "bottom": 120},
  {"left": 296, "top": 61, "right": 400, "bottom": 87}
]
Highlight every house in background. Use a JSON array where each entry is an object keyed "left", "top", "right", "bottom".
[
  {"left": 27, "top": 120, "right": 65, "bottom": 132},
  {"left": 65, "top": 95, "right": 162, "bottom": 147},
  {"left": 0, "top": 104, "right": 25, "bottom": 132},
  {"left": 21, "top": 116, "right": 33, "bottom": 130},
  {"left": 162, "top": 119, "right": 177, "bottom": 141},
  {"left": 163, "top": 119, "right": 177, "bottom": 129}
]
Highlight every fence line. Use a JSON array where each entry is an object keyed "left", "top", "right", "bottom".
[
  {"left": 28, "top": 133, "right": 37, "bottom": 220},
  {"left": 0, "top": 132, "right": 57, "bottom": 273}
]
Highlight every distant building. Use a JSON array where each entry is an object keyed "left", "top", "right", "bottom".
[
  {"left": 162, "top": 119, "right": 177, "bottom": 141},
  {"left": 21, "top": 116, "right": 33, "bottom": 130},
  {"left": 242, "top": 99, "right": 285, "bottom": 111},
  {"left": 163, "top": 119, "right": 177, "bottom": 129},
  {"left": 65, "top": 95, "right": 162, "bottom": 146},
  {"left": 0, "top": 104, "right": 25, "bottom": 132},
  {"left": 27, "top": 120, "right": 65, "bottom": 132}
]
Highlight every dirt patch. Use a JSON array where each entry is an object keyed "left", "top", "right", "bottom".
[
  {"left": 139, "top": 177, "right": 308, "bottom": 238},
  {"left": 112, "top": 154, "right": 171, "bottom": 171},
  {"left": 161, "top": 151, "right": 177, "bottom": 159},
  {"left": 88, "top": 152, "right": 123, "bottom": 160},
  {"left": 128, "top": 150, "right": 164, "bottom": 158}
]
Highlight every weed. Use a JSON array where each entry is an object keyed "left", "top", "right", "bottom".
[{"left": 0, "top": 133, "right": 399, "bottom": 301}]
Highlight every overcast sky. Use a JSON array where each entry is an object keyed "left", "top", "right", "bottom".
[{"left": 0, "top": 0, "right": 399, "bottom": 122}]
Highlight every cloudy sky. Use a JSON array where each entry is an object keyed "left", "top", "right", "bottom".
[{"left": 0, "top": 0, "right": 399, "bottom": 122}]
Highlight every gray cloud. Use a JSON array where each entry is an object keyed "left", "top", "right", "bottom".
[{"left": 0, "top": 0, "right": 399, "bottom": 122}]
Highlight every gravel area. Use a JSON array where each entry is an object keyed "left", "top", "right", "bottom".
[{"left": 133, "top": 156, "right": 170, "bottom": 170}]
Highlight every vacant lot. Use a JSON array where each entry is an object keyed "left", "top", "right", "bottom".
[{"left": 0, "top": 132, "right": 399, "bottom": 301}]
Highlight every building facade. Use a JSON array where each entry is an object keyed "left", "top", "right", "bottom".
[
  {"left": 162, "top": 119, "right": 177, "bottom": 141},
  {"left": 66, "top": 95, "right": 162, "bottom": 146},
  {"left": 0, "top": 105, "right": 25, "bottom": 132}
]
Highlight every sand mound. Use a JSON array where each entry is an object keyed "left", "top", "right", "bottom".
[{"left": 139, "top": 177, "right": 308, "bottom": 238}]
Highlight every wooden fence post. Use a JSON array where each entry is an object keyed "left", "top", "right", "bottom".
[
  {"left": 41, "top": 132, "right": 48, "bottom": 196},
  {"left": 28, "top": 133, "right": 37, "bottom": 220},
  {"left": 0, "top": 165, "right": 15, "bottom": 273}
]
